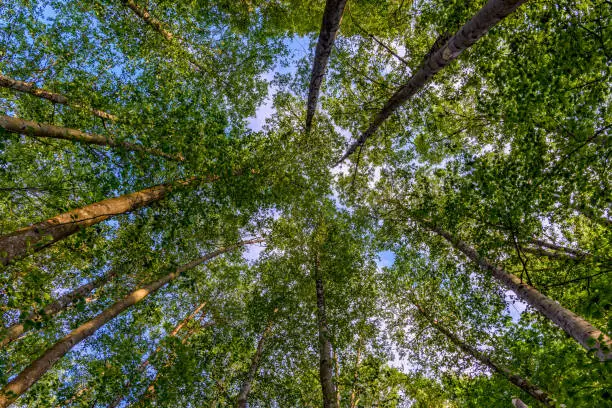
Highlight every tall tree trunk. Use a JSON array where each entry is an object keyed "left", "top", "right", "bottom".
[
  {"left": 236, "top": 311, "right": 276, "bottom": 408},
  {"left": 333, "top": 347, "right": 341, "bottom": 408},
  {"left": 305, "top": 0, "right": 348, "bottom": 133},
  {"left": 0, "top": 74, "right": 118, "bottom": 121},
  {"left": 349, "top": 344, "right": 362, "bottom": 408},
  {"left": 413, "top": 301, "right": 555, "bottom": 406},
  {"left": 0, "top": 177, "right": 200, "bottom": 266},
  {"left": 0, "top": 115, "right": 183, "bottom": 161},
  {"left": 314, "top": 252, "right": 338, "bottom": 408},
  {"left": 121, "top": 0, "right": 207, "bottom": 72},
  {"left": 427, "top": 224, "right": 612, "bottom": 361},
  {"left": 0, "top": 238, "right": 262, "bottom": 408},
  {"left": 1, "top": 271, "right": 116, "bottom": 348},
  {"left": 107, "top": 301, "right": 208, "bottom": 408},
  {"left": 337, "top": 0, "right": 528, "bottom": 164}
]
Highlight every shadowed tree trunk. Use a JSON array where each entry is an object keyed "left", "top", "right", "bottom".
[
  {"left": 1, "top": 271, "right": 116, "bottom": 348},
  {"left": 412, "top": 300, "right": 555, "bottom": 406},
  {"left": 513, "top": 398, "right": 529, "bottom": 408},
  {"left": 107, "top": 301, "right": 209, "bottom": 408},
  {"left": 314, "top": 252, "right": 338, "bottom": 408},
  {"left": 236, "top": 310, "right": 277, "bottom": 408},
  {"left": 426, "top": 224, "right": 612, "bottom": 361},
  {"left": 0, "top": 238, "right": 262, "bottom": 408},
  {"left": 0, "top": 115, "right": 183, "bottom": 161},
  {"left": 337, "top": 0, "right": 528, "bottom": 164},
  {"left": 349, "top": 343, "right": 362, "bottom": 408},
  {"left": 0, "top": 74, "right": 118, "bottom": 121},
  {"left": 0, "top": 177, "right": 201, "bottom": 266},
  {"left": 305, "top": 0, "right": 348, "bottom": 133}
]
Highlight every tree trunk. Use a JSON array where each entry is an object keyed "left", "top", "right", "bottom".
[
  {"left": 413, "top": 301, "right": 555, "bottom": 406},
  {"left": 305, "top": 0, "right": 348, "bottom": 133},
  {"left": 314, "top": 252, "right": 338, "bottom": 408},
  {"left": 521, "top": 246, "right": 580, "bottom": 261},
  {"left": 121, "top": 0, "right": 207, "bottom": 72},
  {"left": 530, "top": 239, "right": 587, "bottom": 258},
  {"left": 333, "top": 347, "right": 341, "bottom": 408},
  {"left": 0, "top": 238, "right": 262, "bottom": 408},
  {"left": 337, "top": 0, "right": 527, "bottom": 164},
  {"left": 1, "top": 271, "right": 116, "bottom": 348},
  {"left": 0, "top": 74, "right": 118, "bottom": 121},
  {"left": 428, "top": 224, "right": 612, "bottom": 361},
  {"left": 107, "top": 301, "right": 208, "bottom": 408},
  {"left": 349, "top": 344, "right": 361, "bottom": 408},
  {"left": 0, "top": 114, "right": 183, "bottom": 161},
  {"left": 513, "top": 398, "right": 530, "bottom": 408},
  {"left": 236, "top": 312, "right": 276, "bottom": 408},
  {"left": 0, "top": 177, "right": 199, "bottom": 266}
]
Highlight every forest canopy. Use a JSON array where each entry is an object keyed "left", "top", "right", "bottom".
[{"left": 0, "top": 0, "right": 610, "bottom": 407}]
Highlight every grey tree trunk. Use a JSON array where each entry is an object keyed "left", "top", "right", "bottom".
[
  {"left": 305, "top": 0, "right": 348, "bottom": 133},
  {"left": 314, "top": 252, "right": 338, "bottom": 408},
  {"left": 413, "top": 301, "right": 555, "bottom": 406},
  {"left": 236, "top": 313, "right": 276, "bottom": 408},
  {"left": 428, "top": 224, "right": 611, "bottom": 361},
  {"left": 337, "top": 0, "right": 528, "bottom": 164},
  {"left": 1, "top": 271, "right": 115, "bottom": 348},
  {"left": 0, "top": 239, "right": 263, "bottom": 408}
]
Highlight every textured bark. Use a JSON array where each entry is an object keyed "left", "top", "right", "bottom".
[
  {"left": 337, "top": 0, "right": 527, "bottom": 164},
  {"left": 1, "top": 271, "right": 115, "bottom": 348},
  {"left": 0, "top": 177, "right": 198, "bottom": 266},
  {"left": 0, "top": 74, "right": 118, "bottom": 121},
  {"left": 428, "top": 225, "right": 612, "bottom": 361},
  {"left": 236, "top": 314, "right": 275, "bottom": 408},
  {"left": 0, "top": 115, "right": 183, "bottom": 161},
  {"left": 107, "top": 301, "right": 208, "bottom": 408},
  {"left": 305, "top": 0, "right": 348, "bottom": 133},
  {"left": 513, "top": 398, "right": 530, "bottom": 408},
  {"left": 314, "top": 253, "right": 338, "bottom": 408},
  {"left": 0, "top": 239, "right": 262, "bottom": 408},
  {"left": 414, "top": 302, "right": 555, "bottom": 406}
]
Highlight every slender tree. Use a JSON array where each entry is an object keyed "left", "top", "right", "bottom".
[
  {"left": 120, "top": 0, "right": 208, "bottom": 72},
  {"left": 0, "top": 115, "right": 183, "bottom": 161},
  {"left": 1, "top": 271, "right": 116, "bottom": 348},
  {"left": 0, "top": 239, "right": 262, "bottom": 408},
  {"left": 412, "top": 300, "right": 556, "bottom": 406},
  {"left": 305, "top": 0, "right": 348, "bottom": 133},
  {"left": 107, "top": 301, "right": 209, "bottom": 408},
  {"left": 337, "top": 0, "right": 528, "bottom": 163},
  {"left": 426, "top": 223, "right": 611, "bottom": 361},
  {"left": 314, "top": 251, "right": 338, "bottom": 408},
  {"left": 0, "top": 74, "right": 118, "bottom": 121},
  {"left": 236, "top": 309, "right": 277, "bottom": 408},
  {"left": 0, "top": 177, "right": 202, "bottom": 266}
]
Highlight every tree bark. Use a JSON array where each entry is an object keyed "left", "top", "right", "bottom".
[
  {"left": 0, "top": 114, "right": 183, "bottom": 161},
  {"left": 236, "top": 312, "right": 276, "bottom": 408},
  {"left": 513, "top": 398, "right": 530, "bottom": 408},
  {"left": 413, "top": 301, "right": 555, "bottom": 406},
  {"left": 428, "top": 224, "right": 612, "bottom": 361},
  {"left": 530, "top": 239, "right": 588, "bottom": 258},
  {"left": 0, "top": 239, "right": 262, "bottom": 408},
  {"left": 0, "top": 177, "right": 199, "bottom": 266},
  {"left": 314, "top": 252, "right": 338, "bottom": 408},
  {"left": 0, "top": 74, "right": 118, "bottom": 121},
  {"left": 305, "top": 0, "right": 348, "bottom": 133},
  {"left": 337, "top": 0, "right": 528, "bottom": 164},
  {"left": 107, "top": 301, "right": 208, "bottom": 408},
  {"left": 349, "top": 344, "right": 361, "bottom": 408},
  {"left": 1, "top": 271, "right": 115, "bottom": 348},
  {"left": 121, "top": 0, "right": 207, "bottom": 72}
]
